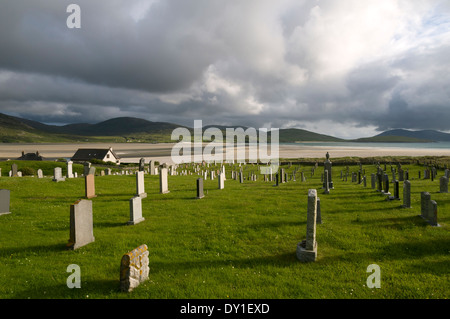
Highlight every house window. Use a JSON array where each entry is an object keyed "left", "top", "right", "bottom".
[{"left": 107, "top": 154, "right": 110, "bottom": 159}]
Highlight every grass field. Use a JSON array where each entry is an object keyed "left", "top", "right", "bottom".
[{"left": 0, "top": 160, "right": 448, "bottom": 299}]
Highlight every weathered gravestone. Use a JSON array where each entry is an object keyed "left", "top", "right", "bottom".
[
  {"left": 323, "top": 152, "right": 333, "bottom": 189},
  {"left": 439, "top": 176, "right": 448, "bottom": 193},
  {"left": 159, "top": 167, "right": 169, "bottom": 194},
  {"left": 120, "top": 244, "right": 150, "bottom": 292},
  {"left": 323, "top": 170, "right": 330, "bottom": 194},
  {"left": 67, "top": 199, "right": 95, "bottom": 250},
  {"left": 83, "top": 162, "right": 91, "bottom": 176},
  {"left": 402, "top": 180, "right": 411, "bottom": 208},
  {"left": 420, "top": 192, "right": 440, "bottom": 226},
  {"left": 0, "top": 189, "right": 11, "bottom": 216},
  {"left": 11, "top": 164, "right": 18, "bottom": 177},
  {"left": 85, "top": 174, "right": 97, "bottom": 199},
  {"left": 135, "top": 171, "right": 147, "bottom": 198},
  {"left": 296, "top": 189, "right": 318, "bottom": 262},
  {"left": 139, "top": 158, "right": 145, "bottom": 172},
  {"left": 196, "top": 178, "right": 205, "bottom": 199},
  {"left": 128, "top": 196, "right": 145, "bottom": 225},
  {"left": 53, "top": 167, "right": 66, "bottom": 182},
  {"left": 37, "top": 169, "right": 43, "bottom": 179}
]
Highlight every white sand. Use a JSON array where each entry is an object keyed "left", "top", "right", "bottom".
[{"left": 1, "top": 142, "right": 450, "bottom": 164}]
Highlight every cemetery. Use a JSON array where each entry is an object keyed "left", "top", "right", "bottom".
[{"left": 0, "top": 155, "right": 448, "bottom": 299}]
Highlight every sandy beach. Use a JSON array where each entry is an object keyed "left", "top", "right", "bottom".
[{"left": 1, "top": 142, "right": 450, "bottom": 164}]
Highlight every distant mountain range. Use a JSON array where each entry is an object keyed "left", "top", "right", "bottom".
[{"left": 1, "top": 112, "right": 450, "bottom": 144}]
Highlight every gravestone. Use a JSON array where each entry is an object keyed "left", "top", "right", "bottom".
[
  {"left": 128, "top": 196, "right": 145, "bottom": 225},
  {"left": 323, "top": 170, "right": 330, "bottom": 194},
  {"left": 323, "top": 152, "right": 333, "bottom": 189},
  {"left": 218, "top": 173, "right": 225, "bottom": 189},
  {"left": 11, "top": 164, "right": 18, "bottom": 177},
  {"left": 159, "top": 167, "right": 169, "bottom": 194},
  {"left": 148, "top": 161, "right": 155, "bottom": 175},
  {"left": 316, "top": 197, "right": 322, "bottom": 224},
  {"left": 67, "top": 161, "right": 74, "bottom": 178},
  {"left": 85, "top": 174, "right": 97, "bottom": 199},
  {"left": 83, "top": 162, "right": 91, "bottom": 176},
  {"left": 363, "top": 176, "right": 367, "bottom": 187},
  {"left": 135, "top": 171, "right": 147, "bottom": 198},
  {"left": 429, "top": 200, "right": 439, "bottom": 226},
  {"left": 371, "top": 174, "right": 376, "bottom": 189},
  {"left": 196, "top": 178, "right": 205, "bottom": 199},
  {"left": 0, "top": 189, "right": 11, "bottom": 216},
  {"left": 420, "top": 192, "right": 431, "bottom": 220},
  {"left": 382, "top": 174, "right": 390, "bottom": 195},
  {"left": 53, "top": 167, "right": 66, "bottom": 182},
  {"left": 67, "top": 199, "right": 95, "bottom": 250},
  {"left": 120, "top": 244, "right": 150, "bottom": 292},
  {"left": 239, "top": 172, "right": 244, "bottom": 184},
  {"left": 88, "top": 167, "right": 96, "bottom": 176},
  {"left": 402, "top": 180, "right": 411, "bottom": 208},
  {"left": 37, "top": 169, "right": 43, "bottom": 179},
  {"left": 439, "top": 176, "right": 448, "bottom": 193},
  {"left": 296, "top": 189, "right": 318, "bottom": 262},
  {"left": 139, "top": 158, "right": 145, "bottom": 172},
  {"left": 388, "top": 180, "right": 400, "bottom": 200}
]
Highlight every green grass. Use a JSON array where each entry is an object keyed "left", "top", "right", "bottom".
[{"left": 0, "top": 161, "right": 449, "bottom": 299}]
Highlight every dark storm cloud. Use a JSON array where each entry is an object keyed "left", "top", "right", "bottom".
[{"left": 0, "top": 0, "right": 449, "bottom": 137}]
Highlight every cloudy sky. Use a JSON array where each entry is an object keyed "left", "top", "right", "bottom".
[{"left": 1, "top": 0, "right": 450, "bottom": 139}]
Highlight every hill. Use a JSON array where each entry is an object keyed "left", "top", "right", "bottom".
[{"left": 375, "top": 129, "right": 450, "bottom": 142}]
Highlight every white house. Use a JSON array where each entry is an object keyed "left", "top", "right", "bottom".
[{"left": 71, "top": 147, "right": 120, "bottom": 164}]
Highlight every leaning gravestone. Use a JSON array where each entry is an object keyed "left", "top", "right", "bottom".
[
  {"left": 0, "top": 189, "right": 11, "bottom": 216},
  {"left": 67, "top": 199, "right": 95, "bottom": 250},
  {"left": 85, "top": 174, "right": 97, "bottom": 199},
  {"left": 296, "top": 189, "right": 318, "bottom": 262},
  {"left": 128, "top": 196, "right": 145, "bottom": 225},
  {"left": 135, "top": 171, "right": 147, "bottom": 198},
  {"left": 53, "top": 167, "right": 66, "bottom": 182},
  {"left": 159, "top": 167, "right": 169, "bottom": 194},
  {"left": 120, "top": 244, "right": 150, "bottom": 292}
]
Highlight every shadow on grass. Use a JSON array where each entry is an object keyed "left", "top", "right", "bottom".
[{"left": 0, "top": 243, "right": 68, "bottom": 256}]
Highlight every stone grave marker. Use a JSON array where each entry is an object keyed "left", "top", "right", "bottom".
[
  {"left": 67, "top": 161, "right": 74, "bottom": 178},
  {"left": 135, "top": 171, "right": 147, "bottom": 198},
  {"left": 11, "top": 164, "right": 18, "bottom": 177},
  {"left": 67, "top": 199, "right": 95, "bottom": 250},
  {"left": 85, "top": 174, "right": 97, "bottom": 199},
  {"left": 0, "top": 189, "right": 11, "bottom": 216},
  {"left": 120, "top": 244, "right": 150, "bottom": 292},
  {"left": 159, "top": 167, "right": 169, "bottom": 194},
  {"left": 296, "top": 189, "right": 318, "bottom": 262},
  {"left": 53, "top": 167, "right": 66, "bottom": 182},
  {"left": 37, "top": 169, "right": 43, "bottom": 178},
  {"left": 402, "top": 180, "right": 411, "bottom": 208},
  {"left": 128, "top": 196, "right": 145, "bottom": 225},
  {"left": 439, "top": 176, "right": 448, "bottom": 193},
  {"left": 218, "top": 173, "right": 225, "bottom": 189},
  {"left": 196, "top": 178, "right": 205, "bottom": 199}
]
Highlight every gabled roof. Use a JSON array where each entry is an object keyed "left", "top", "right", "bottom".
[{"left": 71, "top": 148, "right": 120, "bottom": 161}]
